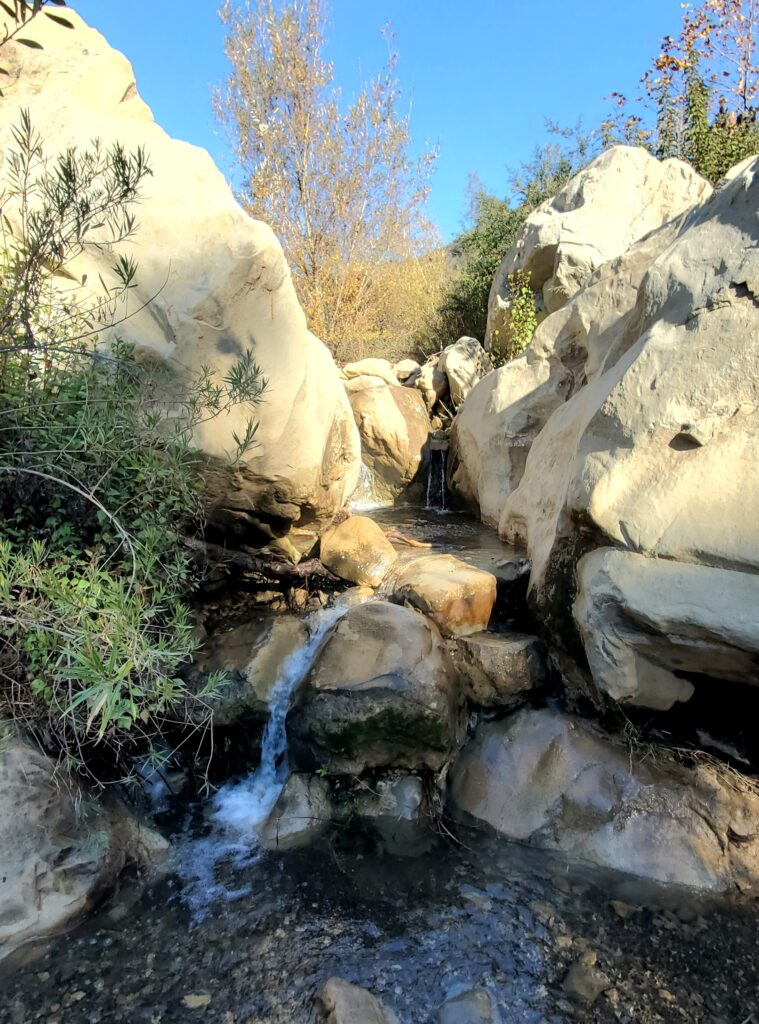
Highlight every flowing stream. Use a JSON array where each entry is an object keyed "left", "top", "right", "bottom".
[{"left": 2, "top": 506, "right": 759, "bottom": 1023}]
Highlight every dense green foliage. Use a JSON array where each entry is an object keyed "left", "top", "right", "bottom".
[
  {"left": 0, "top": 114, "right": 266, "bottom": 787},
  {"left": 491, "top": 269, "right": 538, "bottom": 365}
]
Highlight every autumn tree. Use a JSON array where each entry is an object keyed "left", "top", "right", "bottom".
[
  {"left": 215, "top": 0, "right": 439, "bottom": 359},
  {"left": 604, "top": 0, "right": 759, "bottom": 181}
]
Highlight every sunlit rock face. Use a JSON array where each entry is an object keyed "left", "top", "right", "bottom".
[
  {"left": 486, "top": 144, "right": 712, "bottom": 342},
  {"left": 450, "top": 149, "right": 711, "bottom": 528},
  {"left": 499, "top": 157, "right": 759, "bottom": 709},
  {"left": 450, "top": 708, "right": 759, "bottom": 893},
  {"left": 0, "top": 10, "right": 360, "bottom": 559}
]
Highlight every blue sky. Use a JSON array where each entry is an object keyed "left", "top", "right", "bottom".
[{"left": 72, "top": 1, "right": 686, "bottom": 241}]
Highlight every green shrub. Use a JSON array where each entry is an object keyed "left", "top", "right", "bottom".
[
  {"left": 0, "top": 112, "right": 267, "bottom": 787},
  {"left": 490, "top": 269, "right": 538, "bottom": 364}
]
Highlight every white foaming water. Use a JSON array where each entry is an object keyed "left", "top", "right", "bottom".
[
  {"left": 349, "top": 462, "right": 392, "bottom": 512},
  {"left": 178, "top": 604, "right": 346, "bottom": 915}
]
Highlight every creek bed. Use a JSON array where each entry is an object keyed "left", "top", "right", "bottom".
[{"left": 3, "top": 825, "right": 758, "bottom": 1023}]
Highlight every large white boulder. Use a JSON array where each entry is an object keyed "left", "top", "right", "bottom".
[
  {"left": 0, "top": 11, "right": 360, "bottom": 558},
  {"left": 438, "top": 336, "right": 493, "bottom": 409},
  {"left": 449, "top": 215, "right": 687, "bottom": 524},
  {"left": 486, "top": 145, "right": 711, "bottom": 343},
  {"left": 500, "top": 157, "right": 759, "bottom": 683}
]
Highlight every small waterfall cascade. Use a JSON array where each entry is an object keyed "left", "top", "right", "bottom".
[
  {"left": 212, "top": 604, "right": 347, "bottom": 836},
  {"left": 348, "top": 461, "right": 391, "bottom": 511},
  {"left": 425, "top": 431, "right": 450, "bottom": 512},
  {"left": 180, "top": 605, "right": 346, "bottom": 914}
]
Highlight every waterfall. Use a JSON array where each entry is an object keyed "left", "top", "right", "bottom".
[
  {"left": 179, "top": 605, "right": 345, "bottom": 915},
  {"left": 425, "top": 447, "right": 448, "bottom": 512},
  {"left": 212, "top": 604, "right": 346, "bottom": 836},
  {"left": 349, "top": 462, "right": 391, "bottom": 511}
]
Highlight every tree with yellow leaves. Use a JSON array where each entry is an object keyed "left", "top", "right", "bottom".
[{"left": 215, "top": 0, "right": 440, "bottom": 359}]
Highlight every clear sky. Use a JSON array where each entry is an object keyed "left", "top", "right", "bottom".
[{"left": 71, "top": 1, "right": 685, "bottom": 241}]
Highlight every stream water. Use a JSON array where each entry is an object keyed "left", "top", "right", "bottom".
[{"left": 2, "top": 505, "right": 759, "bottom": 1023}]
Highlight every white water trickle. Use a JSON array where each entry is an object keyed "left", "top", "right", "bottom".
[
  {"left": 178, "top": 604, "right": 346, "bottom": 916},
  {"left": 349, "top": 461, "right": 392, "bottom": 512}
]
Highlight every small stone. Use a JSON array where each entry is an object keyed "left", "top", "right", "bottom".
[
  {"left": 562, "top": 961, "right": 612, "bottom": 1005},
  {"left": 182, "top": 993, "right": 212, "bottom": 1009},
  {"left": 610, "top": 900, "right": 635, "bottom": 920},
  {"left": 555, "top": 934, "right": 573, "bottom": 950},
  {"left": 437, "top": 986, "right": 501, "bottom": 1023}
]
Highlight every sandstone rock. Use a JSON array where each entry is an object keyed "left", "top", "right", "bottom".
[
  {"left": 0, "top": 10, "right": 360, "bottom": 557},
  {"left": 437, "top": 988, "right": 502, "bottom": 1023},
  {"left": 343, "top": 358, "right": 399, "bottom": 386},
  {"left": 487, "top": 145, "right": 711, "bottom": 343},
  {"left": 188, "top": 616, "right": 309, "bottom": 725},
  {"left": 439, "top": 337, "right": 493, "bottom": 409},
  {"left": 499, "top": 156, "right": 759, "bottom": 677},
  {"left": 385, "top": 554, "right": 497, "bottom": 637},
  {"left": 318, "top": 978, "right": 399, "bottom": 1024},
  {"left": 447, "top": 632, "right": 546, "bottom": 707},
  {"left": 411, "top": 356, "right": 449, "bottom": 412},
  {"left": 349, "top": 385, "right": 431, "bottom": 501},
  {"left": 449, "top": 215, "right": 689, "bottom": 526},
  {"left": 449, "top": 709, "right": 759, "bottom": 892},
  {"left": 260, "top": 774, "right": 331, "bottom": 851},
  {"left": 0, "top": 735, "right": 168, "bottom": 961},
  {"left": 344, "top": 374, "right": 391, "bottom": 394},
  {"left": 574, "top": 549, "right": 759, "bottom": 710},
  {"left": 352, "top": 774, "right": 433, "bottom": 856},
  {"left": 288, "top": 602, "right": 461, "bottom": 774},
  {"left": 393, "top": 358, "right": 421, "bottom": 381},
  {"left": 320, "top": 514, "right": 398, "bottom": 587}
]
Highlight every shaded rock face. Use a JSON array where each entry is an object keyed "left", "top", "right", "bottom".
[
  {"left": 486, "top": 145, "right": 711, "bottom": 343},
  {"left": 497, "top": 156, "right": 759, "bottom": 708},
  {"left": 352, "top": 774, "right": 434, "bottom": 856},
  {"left": 260, "top": 774, "right": 331, "bottom": 852},
  {"left": 187, "top": 616, "right": 309, "bottom": 726},
  {"left": 288, "top": 602, "right": 461, "bottom": 774},
  {"left": 446, "top": 632, "right": 547, "bottom": 708},
  {"left": 0, "top": 11, "right": 360, "bottom": 558},
  {"left": 0, "top": 736, "right": 167, "bottom": 962},
  {"left": 348, "top": 385, "right": 431, "bottom": 501},
  {"left": 384, "top": 554, "right": 497, "bottom": 637},
  {"left": 449, "top": 709, "right": 759, "bottom": 892},
  {"left": 319, "top": 514, "right": 398, "bottom": 587},
  {"left": 574, "top": 549, "right": 759, "bottom": 711},
  {"left": 438, "top": 337, "right": 494, "bottom": 410}
]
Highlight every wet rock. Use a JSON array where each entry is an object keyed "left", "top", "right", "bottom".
[
  {"left": 288, "top": 602, "right": 461, "bottom": 774},
  {"left": 0, "top": 734, "right": 168, "bottom": 962},
  {"left": 353, "top": 775, "right": 434, "bottom": 856},
  {"left": 188, "top": 616, "right": 309, "bottom": 726},
  {"left": 385, "top": 554, "right": 497, "bottom": 637},
  {"left": 349, "top": 385, "right": 431, "bottom": 501},
  {"left": 320, "top": 514, "right": 398, "bottom": 588},
  {"left": 447, "top": 632, "right": 546, "bottom": 708},
  {"left": 260, "top": 775, "right": 332, "bottom": 851},
  {"left": 449, "top": 708, "right": 759, "bottom": 892},
  {"left": 437, "top": 987, "right": 502, "bottom": 1023},
  {"left": 318, "top": 977, "right": 399, "bottom": 1024},
  {"left": 562, "top": 959, "right": 611, "bottom": 1005}
]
